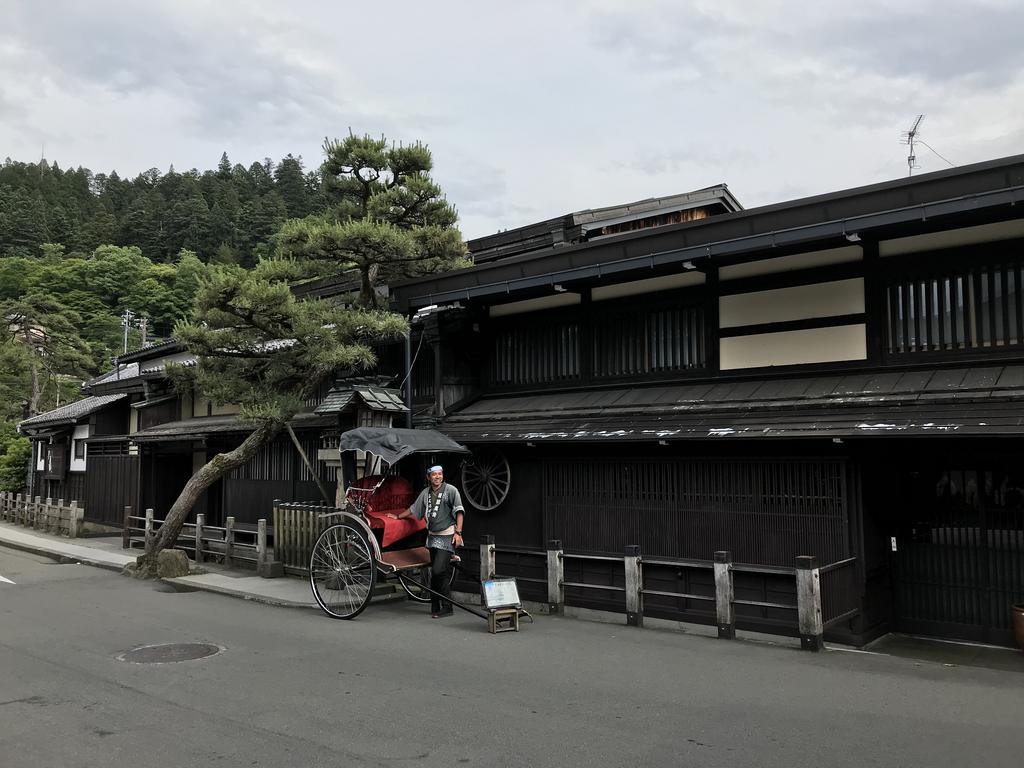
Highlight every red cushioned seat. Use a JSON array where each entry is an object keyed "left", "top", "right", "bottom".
[{"left": 349, "top": 475, "right": 424, "bottom": 547}]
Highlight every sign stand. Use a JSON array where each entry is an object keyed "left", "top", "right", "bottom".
[{"left": 483, "top": 578, "right": 522, "bottom": 634}]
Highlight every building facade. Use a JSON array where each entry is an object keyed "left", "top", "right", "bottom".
[{"left": 388, "top": 155, "right": 1024, "bottom": 646}]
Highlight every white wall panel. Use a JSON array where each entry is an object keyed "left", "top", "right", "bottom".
[
  {"left": 720, "top": 324, "right": 867, "bottom": 370},
  {"left": 879, "top": 219, "right": 1024, "bottom": 256},
  {"left": 70, "top": 424, "right": 89, "bottom": 472},
  {"left": 719, "top": 278, "right": 864, "bottom": 328},
  {"left": 489, "top": 293, "right": 581, "bottom": 317},
  {"left": 719, "top": 246, "right": 862, "bottom": 281},
  {"left": 591, "top": 271, "right": 705, "bottom": 301}
]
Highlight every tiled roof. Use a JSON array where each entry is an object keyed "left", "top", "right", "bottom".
[
  {"left": 315, "top": 385, "right": 407, "bottom": 415},
  {"left": 18, "top": 394, "right": 128, "bottom": 431},
  {"left": 84, "top": 363, "right": 141, "bottom": 388},
  {"left": 441, "top": 365, "right": 1024, "bottom": 442}
]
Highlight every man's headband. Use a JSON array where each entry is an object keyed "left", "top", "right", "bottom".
[{"left": 428, "top": 465, "right": 443, "bottom": 474}]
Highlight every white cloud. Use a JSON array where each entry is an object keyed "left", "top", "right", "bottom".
[{"left": 1, "top": 0, "right": 1021, "bottom": 239}]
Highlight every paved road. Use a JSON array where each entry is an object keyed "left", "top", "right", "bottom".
[{"left": 1, "top": 545, "right": 1022, "bottom": 768}]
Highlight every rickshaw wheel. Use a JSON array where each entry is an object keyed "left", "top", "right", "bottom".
[
  {"left": 398, "top": 564, "right": 456, "bottom": 603},
  {"left": 309, "top": 523, "right": 377, "bottom": 619}
]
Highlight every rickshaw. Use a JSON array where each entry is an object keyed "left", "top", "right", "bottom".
[{"left": 308, "top": 426, "right": 485, "bottom": 620}]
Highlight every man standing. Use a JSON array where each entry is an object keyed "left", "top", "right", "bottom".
[{"left": 388, "top": 465, "right": 465, "bottom": 617}]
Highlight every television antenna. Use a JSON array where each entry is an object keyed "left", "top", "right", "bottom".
[{"left": 901, "top": 115, "right": 924, "bottom": 177}]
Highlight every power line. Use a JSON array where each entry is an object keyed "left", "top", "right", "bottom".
[{"left": 916, "top": 139, "right": 956, "bottom": 168}]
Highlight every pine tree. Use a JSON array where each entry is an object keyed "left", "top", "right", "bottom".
[
  {"left": 217, "top": 152, "right": 232, "bottom": 180},
  {"left": 134, "top": 265, "right": 406, "bottom": 576},
  {"left": 274, "top": 154, "right": 309, "bottom": 218},
  {"left": 1, "top": 292, "right": 94, "bottom": 415},
  {"left": 274, "top": 133, "right": 468, "bottom": 308}
]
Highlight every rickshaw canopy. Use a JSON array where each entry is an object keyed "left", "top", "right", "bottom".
[{"left": 338, "top": 427, "right": 470, "bottom": 466}]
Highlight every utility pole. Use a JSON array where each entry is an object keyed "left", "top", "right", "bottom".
[
  {"left": 138, "top": 317, "right": 149, "bottom": 347},
  {"left": 121, "top": 309, "right": 136, "bottom": 354},
  {"left": 902, "top": 115, "right": 924, "bottom": 177}
]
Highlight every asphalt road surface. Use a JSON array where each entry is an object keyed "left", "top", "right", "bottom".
[{"left": 2, "top": 545, "right": 1022, "bottom": 768}]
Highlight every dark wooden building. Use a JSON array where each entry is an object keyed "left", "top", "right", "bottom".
[
  {"left": 19, "top": 340, "right": 408, "bottom": 528},
  {"left": 386, "top": 155, "right": 1024, "bottom": 647},
  {"left": 19, "top": 392, "right": 136, "bottom": 527}
]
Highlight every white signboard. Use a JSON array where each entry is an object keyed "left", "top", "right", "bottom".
[{"left": 483, "top": 578, "right": 521, "bottom": 609}]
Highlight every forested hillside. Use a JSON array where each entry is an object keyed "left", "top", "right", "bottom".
[
  {"left": 0, "top": 153, "right": 324, "bottom": 266},
  {"left": 0, "top": 152, "right": 325, "bottom": 489}
]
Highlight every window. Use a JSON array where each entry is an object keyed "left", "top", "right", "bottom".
[
  {"left": 490, "top": 320, "right": 581, "bottom": 387},
  {"left": 886, "top": 261, "right": 1024, "bottom": 355},
  {"left": 593, "top": 305, "right": 704, "bottom": 378},
  {"left": 74, "top": 439, "right": 86, "bottom": 460}
]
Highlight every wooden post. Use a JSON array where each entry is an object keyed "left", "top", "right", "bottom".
[
  {"left": 624, "top": 545, "right": 643, "bottom": 628},
  {"left": 68, "top": 501, "right": 82, "bottom": 538},
  {"left": 144, "top": 508, "right": 154, "bottom": 550},
  {"left": 39, "top": 497, "right": 51, "bottom": 529},
  {"left": 122, "top": 506, "right": 133, "bottom": 549},
  {"left": 271, "top": 500, "right": 281, "bottom": 566},
  {"left": 257, "top": 518, "right": 267, "bottom": 564},
  {"left": 55, "top": 498, "right": 64, "bottom": 533},
  {"left": 796, "top": 556, "right": 824, "bottom": 651},
  {"left": 480, "top": 535, "right": 495, "bottom": 595},
  {"left": 224, "top": 516, "right": 235, "bottom": 567},
  {"left": 194, "top": 513, "right": 205, "bottom": 563},
  {"left": 714, "top": 550, "right": 735, "bottom": 639},
  {"left": 32, "top": 496, "right": 42, "bottom": 528},
  {"left": 546, "top": 539, "right": 564, "bottom": 615}
]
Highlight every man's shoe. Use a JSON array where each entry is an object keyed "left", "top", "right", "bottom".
[{"left": 431, "top": 607, "right": 454, "bottom": 618}]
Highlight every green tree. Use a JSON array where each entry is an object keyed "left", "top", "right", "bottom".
[
  {"left": 0, "top": 256, "right": 40, "bottom": 300},
  {"left": 274, "top": 133, "right": 468, "bottom": 308},
  {"left": 135, "top": 264, "right": 405, "bottom": 575},
  {"left": 167, "top": 189, "right": 212, "bottom": 257},
  {"left": 1, "top": 292, "right": 94, "bottom": 415},
  {"left": 217, "top": 152, "right": 232, "bottom": 180},
  {"left": 0, "top": 186, "right": 49, "bottom": 257},
  {"left": 0, "top": 342, "right": 30, "bottom": 422},
  {"left": 238, "top": 192, "right": 287, "bottom": 267},
  {"left": 274, "top": 154, "right": 309, "bottom": 218},
  {"left": 0, "top": 422, "right": 31, "bottom": 493}
]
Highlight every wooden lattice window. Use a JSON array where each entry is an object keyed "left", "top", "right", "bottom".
[
  {"left": 886, "top": 260, "right": 1024, "bottom": 355},
  {"left": 490, "top": 321, "right": 581, "bottom": 387},
  {"left": 544, "top": 458, "right": 848, "bottom": 566},
  {"left": 592, "top": 305, "right": 704, "bottom": 378}
]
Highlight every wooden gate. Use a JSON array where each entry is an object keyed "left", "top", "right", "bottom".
[
  {"left": 892, "top": 465, "right": 1024, "bottom": 646},
  {"left": 82, "top": 445, "right": 139, "bottom": 526}
]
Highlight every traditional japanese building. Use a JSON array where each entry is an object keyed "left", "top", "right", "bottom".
[
  {"left": 387, "top": 155, "right": 1024, "bottom": 647},
  {"left": 18, "top": 339, "right": 410, "bottom": 529}
]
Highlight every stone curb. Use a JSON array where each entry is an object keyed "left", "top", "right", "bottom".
[{"left": 0, "top": 531, "right": 134, "bottom": 573}]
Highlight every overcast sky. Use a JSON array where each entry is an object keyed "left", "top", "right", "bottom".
[{"left": 2, "top": 0, "right": 1022, "bottom": 239}]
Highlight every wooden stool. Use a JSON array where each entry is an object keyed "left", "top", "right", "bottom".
[{"left": 488, "top": 608, "right": 520, "bottom": 634}]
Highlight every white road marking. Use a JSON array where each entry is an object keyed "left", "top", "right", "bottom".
[{"left": 0, "top": 575, "right": 15, "bottom": 585}]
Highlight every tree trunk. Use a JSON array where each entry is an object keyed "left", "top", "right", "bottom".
[
  {"left": 359, "top": 265, "right": 376, "bottom": 308},
  {"left": 134, "top": 421, "right": 282, "bottom": 578},
  {"left": 28, "top": 356, "right": 42, "bottom": 416}
]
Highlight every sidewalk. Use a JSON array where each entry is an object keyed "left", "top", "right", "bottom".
[
  {"left": 0, "top": 521, "right": 318, "bottom": 609},
  {"left": 3, "top": 520, "right": 1023, "bottom": 672}
]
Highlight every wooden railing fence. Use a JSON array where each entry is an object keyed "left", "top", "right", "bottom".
[
  {"left": 0, "top": 492, "right": 84, "bottom": 537},
  {"left": 477, "top": 537, "right": 861, "bottom": 652},
  {"left": 122, "top": 507, "right": 269, "bottom": 570},
  {"left": 111, "top": 496, "right": 862, "bottom": 651}
]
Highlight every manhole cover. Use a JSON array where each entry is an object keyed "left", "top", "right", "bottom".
[{"left": 117, "top": 643, "right": 223, "bottom": 664}]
